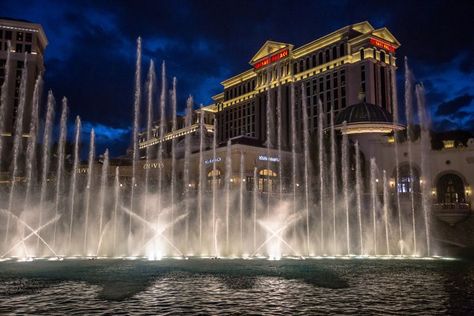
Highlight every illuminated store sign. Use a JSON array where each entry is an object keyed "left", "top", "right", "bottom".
[
  {"left": 205, "top": 157, "right": 222, "bottom": 164},
  {"left": 254, "top": 49, "right": 289, "bottom": 70},
  {"left": 143, "top": 162, "right": 164, "bottom": 169},
  {"left": 370, "top": 38, "right": 395, "bottom": 53},
  {"left": 258, "top": 155, "right": 280, "bottom": 162}
]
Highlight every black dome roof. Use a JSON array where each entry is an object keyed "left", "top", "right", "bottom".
[{"left": 335, "top": 101, "right": 393, "bottom": 125}]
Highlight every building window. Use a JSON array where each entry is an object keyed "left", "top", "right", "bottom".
[
  {"left": 25, "top": 33, "right": 32, "bottom": 42},
  {"left": 380, "top": 51, "right": 386, "bottom": 63},
  {"left": 325, "top": 49, "right": 330, "bottom": 63},
  {"left": 258, "top": 169, "right": 277, "bottom": 192},
  {"left": 436, "top": 174, "right": 465, "bottom": 204},
  {"left": 332, "top": 46, "right": 338, "bottom": 59},
  {"left": 360, "top": 48, "right": 365, "bottom": 60},
  {"left": 340, "top": 43, "right": 345, "bottom": 56},
  {"left": 25, "top": 44, "right": 31, "bottom": 53},
  {"left": 207, "top": 169, "right": 222, "bottom": 188},
  {"left": 16, "top": 32, "right": 24, "bottom": 41},
  {"left": 15, "top": 44, "right": 23, "bottom": 53},
  {"left": 396, "top": 165, "right": 420, "bottom": 193},
  {"left": 5, "top": 31, "right": 12, "bottom": 40}
]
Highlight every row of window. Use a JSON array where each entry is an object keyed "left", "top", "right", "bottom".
[
  {"left": 0, "top": 41, "right": 32, "bottom": 53},
  {"left": 224, "top": 79, "right": 256, "bottom": 101},
  {"left": 219, "top": 101, "right": 256, "bottom": 140},
  {"left": 0, "top": 30, "right": 33, "bottom": 42},
  {"left": 294, "top": 43, "right": 346, "bottom": 74}
]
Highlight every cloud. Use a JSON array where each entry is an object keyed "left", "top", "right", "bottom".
[{"left": 436, "top": 94, "right": 474, "bottom": 116}]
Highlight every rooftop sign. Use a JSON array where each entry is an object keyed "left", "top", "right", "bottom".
[
  {"left": 254, "top": 49, "right": 289, "bottom": 70},
  {"left": 370, "top": 38, "right": 395, "bottom": 53}
]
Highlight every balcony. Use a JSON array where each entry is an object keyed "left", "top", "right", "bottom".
[{"left": 433, "top": 202, "right": 471, "bottom": 226}]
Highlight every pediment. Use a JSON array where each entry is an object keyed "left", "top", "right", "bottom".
[
  {"left": 250, "top": 40, "right": 293, "bottom": 64},
  {"left": 372, "top": 28, "right": 401, "bottom": 46}
]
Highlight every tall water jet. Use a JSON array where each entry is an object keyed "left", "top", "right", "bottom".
[
  {"left": 143, "top": 60, "right": 155, "bottom": 242},
  {"left": 183, "top": 96, "right": 193, "bottom": 253},
  {"left": 37, "top": 91, "right": 55, "bottom": 251},
  {"left": 265, "top": 83, "right": 272, "bottom": 217},
  {"left": 198, "top": 110, "right": 205, "bottom": 249},
  {"left": 370, "top": 158, "right": 378, "bottom": 255},
  {"left": 211, "top": 119, "right": 218, "bottom": 256},
  {"left": 53, "top": 98, "right": 68, "bottom": 248},
  {"left": 253, "top": 167, "right": 258, "bottom": 251},
  {"left": 301, "top": 82, "right": 311, "bottom": 255},
  {"left": 416, "top": 83, "right": 431, "bottom": 256},
  {"left": 83, "top": 129, "right": 95, "bottom": 254},
  {"left": 404, "top": 57, "right": 417, "bottom": 254},
  {"left": 355, "top": 141, "right": 364, "bottom": 254},
  {"left": 68, "top": 116, "right": 81, "bottom": 249},
  {"left": 330, "top": 108, "right": 337, "bottom": 252},
  {"left": 290, "top": 83, "right": 297, "bottom": 231},
  {"left": 239, "top": 150, "right": 244, "bottom": 249},
  {"left": 341, "top": 122, "right": 350, "bottom": 254},
  {"left": 391, "top": 65, "right": 404, "bottom": 254},
  {"left": 98, "top": 149, "right": 109, "bottom": 250},
  {"left": 225, "top": 139, "right": 231, "bottom": 252},
  {"left": 0, "top": 41, "right": 11, "bottom": 174},
  {"left": 5, "top": 55, "right": 27, "bottom": 244},
  {"left": 317, "top": 100, "right": 325, "bottom": 253},
  {"left": 157, "top": 61, "right": 166, "bottom": 231},
  {"left": 170, "top": 77, "right": 177, "bottom": 242},
  {"left": 383, "top": 170, "right": 390, "bottom": 255},
  {"left": 24, "top": 75, "right": 42, "bottom": 208},
  {"left": 113, "top": 167, "right": 120, "bottom": 255},
  {"left": 130, "top": 37, "right": 142, "bottom": 237},
  {"left": 277, "top": 84, "right": 283, "bottom": 200}
]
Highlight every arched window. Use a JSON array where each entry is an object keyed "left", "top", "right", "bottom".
[
  {"left": 396, "top": 164, "right": 420, "bottom": 193},
  {"left": 318, "top": 52, "right": 323, "bottom": 65},
  {"left": 208, "top": 169, "right": 222, "bottom": 188},
  {"left": 325, "top": 49, "right": 330, "bottom": 63},
  {"left": 332, "top": 46, "right": 338, "bottom": 59},
  {"left": 437, "top": 174, "right": 465, "bottom": 203},
  {"left": 258, "top": 169, "right": 277, "bottom": 192}
]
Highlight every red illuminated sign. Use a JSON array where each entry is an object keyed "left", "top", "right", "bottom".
[
  {"left": 370, "top": 38, "right": 395, "bottom": 53},
  {"left": 254, "top": 49, "right": 289, "bottom": 69}
]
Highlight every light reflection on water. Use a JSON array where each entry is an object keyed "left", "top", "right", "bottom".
[{"left": 0, "top": 259, "right": 473, "bottom": 314}]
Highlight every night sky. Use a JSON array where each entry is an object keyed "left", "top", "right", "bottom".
[{"left": 1, "top": 0, "right": 473, "bottom": 156}]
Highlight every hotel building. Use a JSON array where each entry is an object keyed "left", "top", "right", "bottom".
[
  {"left": 0, "top": 17, "right": 48, "bottom": 138},
  {"left": 134, "top": 21, "right": 474, "bottom": 242}
]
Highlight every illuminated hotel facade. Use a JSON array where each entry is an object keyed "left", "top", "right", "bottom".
[
  {"left": 133, "top": 21, "right": 474, "bottom": 232},
  {"left": 212, "top": 21, "right": 399, "bottom": 147},
  {"left": 136, "top": 21, "right": 402, "bottom": 192}
]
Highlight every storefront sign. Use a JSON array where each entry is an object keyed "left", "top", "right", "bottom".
[
  {"left": 143, "top": 162, "right": 164, "bottom": 169},
  {"left": 205, "top": 157, "right": 222, "bottom": 164},
  {"left": 258, "top": 155, "right": 279, "bottom": 162}
]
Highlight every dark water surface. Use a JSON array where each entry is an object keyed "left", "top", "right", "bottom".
[{"left": 0, "top": 258, "right": 473, "bottom": 315}]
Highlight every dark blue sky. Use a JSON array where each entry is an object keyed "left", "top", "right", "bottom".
[{"left": 1, "top": 0, "right": 473, "bottom": 156}]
